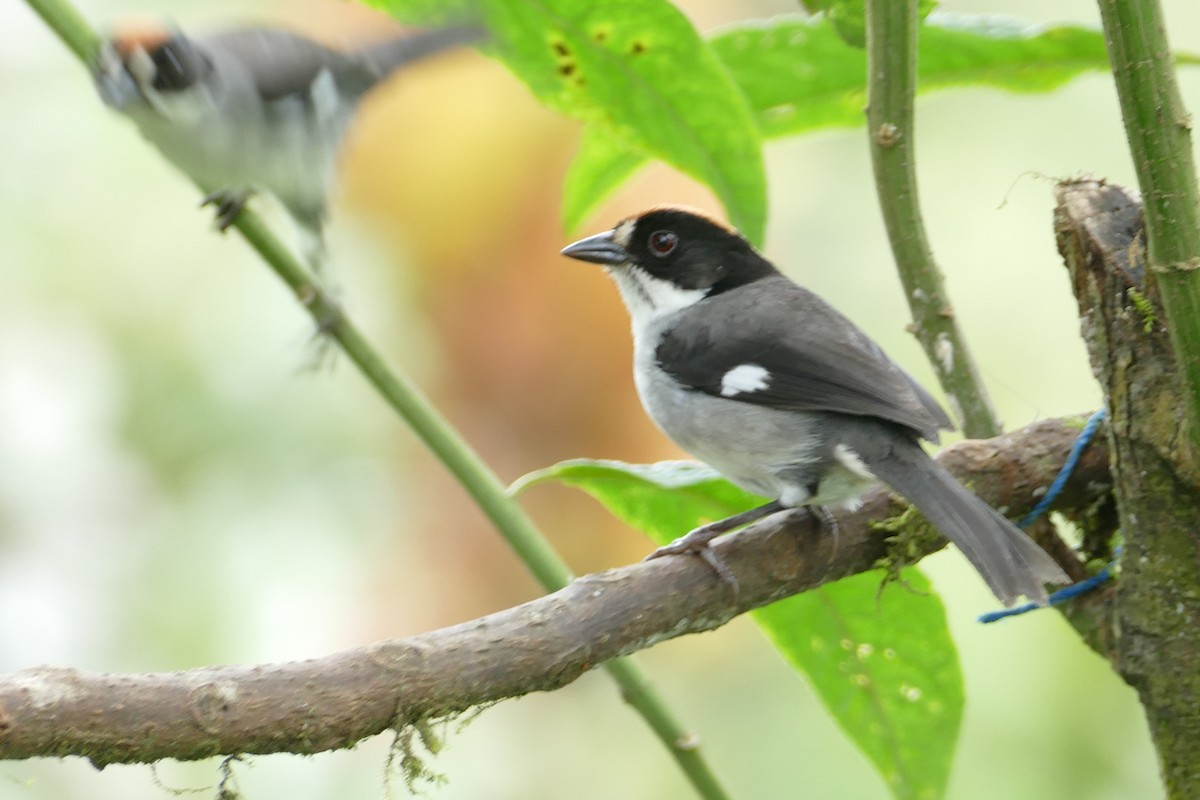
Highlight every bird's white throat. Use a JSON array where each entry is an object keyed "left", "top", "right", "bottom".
[{"left": 607, "top": 265, "right": 707, "bottom": 330}]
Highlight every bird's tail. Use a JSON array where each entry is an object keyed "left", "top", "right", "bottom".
[
  {"left": 854, "top": 435, "right": 1068, "bottom": 607},
  {"left": 358, "top": 24, "right": 486, "bottom": 80}
]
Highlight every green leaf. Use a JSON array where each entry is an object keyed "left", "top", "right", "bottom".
[
  {"left": 756, "top": 570, "right": 962, "bottom": 800},
  {"left": 511, "top": 458, "right": 765, "bottom": 542},
  {"left": 799, "top": 0, "right": 937, "bottom": 47},
  {"left": 562, "top": 13, "right": 1125, "bottom": 232},
  {"left": 798, "top": 0, "right": 866, "bottom": 48},
  {"left": 516, "top": 458, "right": 964, "bottom": 799},
  {"left": 561, "top": 128, "right": 647, "bottom": 239},
  {"left": 372, "top": 0, "right": 767, "bottom": 244},
  {"left": 719, "top": 12, "right": 1117, "bottom": 137},
  {"left": 488, "top": 0, "right": 766, "bottom": 243}
]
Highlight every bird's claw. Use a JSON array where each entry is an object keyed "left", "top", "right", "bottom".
[
  {"left": 642, "top": 501, "right": 787, "bottom": 597},
  {"left": 200, "top": 189, "right": 252, "bottom": 231},
  {"left": 645, "top": 532, "right": 739, "bottom": 597},
  {"left": 697, "top": 547, "right": 739, "bottom": 596}
]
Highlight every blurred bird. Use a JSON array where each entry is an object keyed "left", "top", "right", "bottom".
[
  {"left": 94, "top": 20, "right": 485, "bottom": 263},
  {"left": 562, "top": 206, "right": 1068, "bottom": 606}
]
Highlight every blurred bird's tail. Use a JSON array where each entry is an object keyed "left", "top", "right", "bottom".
[{"left": 359, "top": 24, "right": 486, "bottom": 80}]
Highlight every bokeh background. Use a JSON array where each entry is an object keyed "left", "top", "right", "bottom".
[{"left": 2, "top": 0, "right": 1195, "bottom": 797}]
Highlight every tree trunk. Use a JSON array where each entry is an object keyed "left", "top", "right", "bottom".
[{"left": 1055, "top": 179, "right": 1200, "bottom": 796}]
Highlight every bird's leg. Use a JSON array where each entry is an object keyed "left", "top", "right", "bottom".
[
  {"left": 809, "top": 504, "right": 839, "bottom": 560},
  {"left": 200, "top": 189, "right": 253, "bottom": 231},
  {"left": 301, "top": 326, "right": 340, "bottom": 373},
  {"left": 644, "top": 500, "right": 787, "bottom": 592}
]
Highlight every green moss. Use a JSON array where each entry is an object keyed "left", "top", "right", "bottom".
[
  {"left": 217, "top": 756, "right": 244, "bottom": 800},
  {"left": 1063, "top": 412, "right": 1095, "bottom": 431},
  {"left": 870, "top": 505, "right": 943, "bottom": 588},
  {"left": 387, "top": 718, "right": 451, "bottom": 794},
  {"left": 1127, "top": 287, "right": 1158, "bottom": 333}
]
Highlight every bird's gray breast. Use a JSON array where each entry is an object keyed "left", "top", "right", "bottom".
[
  {"left": 632, "top": 316, "right": 825, "bottom": 501},
  {"left": 121, "top": 43, "right": 351, "bottom": 223}
]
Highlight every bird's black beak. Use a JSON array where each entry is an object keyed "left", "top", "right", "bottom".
[{"left": 560, "top": 230, "right": 630, "bottom": 266}]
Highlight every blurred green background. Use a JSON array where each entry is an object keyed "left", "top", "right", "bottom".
[{"left": 2, "top": 0, "right": 1193, "bottom": 797}]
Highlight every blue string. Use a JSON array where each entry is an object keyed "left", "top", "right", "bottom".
[
  {"left": 978, "top": 558, "right": 1116, "bottom": 623},
  {"left": 978, "top": 409, "right": 1112, "bottom": 624},
  {"left": 1016, "top": 409, "right": 1108, "bottom": 529}
]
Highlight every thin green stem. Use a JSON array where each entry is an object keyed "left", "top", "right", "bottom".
[
  {"left": 247, "top": 202, "right": 738, "bottom": 800},
  {"left": 238, "top": 212, "right": 580, "bottom": 586},
  {"left": 863, "top": 0, "right": 1001, "bottom": 439},
  {"left": 1097, "top": 0, "right": 1200, "bottom": 457},
  {"left": 28, "top": 1, "right": 731, "bottom": 796},
  {"left": 602, "top": 660, "right": 730, "bottom": 798},
  {"left": 25, "top": 0, "right": 98, "bottom": 62}
]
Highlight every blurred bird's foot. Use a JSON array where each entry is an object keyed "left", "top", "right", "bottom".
[
  {"left": 294, "top": 286, "right": 344, "bottom": 374},
  {"left": 809, "top": 504, "right": 839, "bottom": 560},
  {"left": 644, "top": 500, "right": 787, "bottom": 595},
  {"left": 201, "top": 189, "right": 253, "bottom": 231}
]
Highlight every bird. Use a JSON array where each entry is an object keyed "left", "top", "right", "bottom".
[
  {"left": 93, "top": 20, "right": 485, "bottom": 262},
  {"left": 561, "top": 206, "right": 1068, "bottom": 606}
]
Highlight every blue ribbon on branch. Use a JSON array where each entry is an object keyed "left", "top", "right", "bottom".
[{"left": 978, "top": 409, "right": 1113, "bottom": 623}]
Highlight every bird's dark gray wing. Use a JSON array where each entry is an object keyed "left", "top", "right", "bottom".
[
  {"left": 203, "top": 28, "right": 367, "bottom": 101},
  {"left": 655, "top": 276, "right": 953, "bottom": 442},
  {"left": 204, "top": 26, "right": 483, "bottom": 103}
]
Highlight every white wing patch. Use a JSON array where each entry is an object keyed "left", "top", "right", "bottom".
[
  {"left": 720, "top": 363, "right": 771, "bottom": 397},
  {"left": 833, "top": 444, "right": 874, "bottom": 479}
]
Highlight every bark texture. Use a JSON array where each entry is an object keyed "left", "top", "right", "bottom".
[{"left": 1055, "top": 178, "right": 1200, "bottom": 795}]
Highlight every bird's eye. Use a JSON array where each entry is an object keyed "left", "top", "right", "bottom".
[
  {"left": 149, "top": 41, "right": 193, "bottom": 91},
  {"left": 648, "top": 230, "right": 678, "bottom": 257}
]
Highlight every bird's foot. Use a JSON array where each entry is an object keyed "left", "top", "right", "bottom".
[
  {"left": 200, "top": 189, "right": 253, "bottom": 231},
  {"left": 646, "top": 525, "right": 741, "bottom": 591},
  {"left": 644, "top": 500, "right": 787, "bottom": 596},
  {"left": 294, "top": 284, "right": 344, "bottom": 373},
  {"left": 809, "top": 504, "right": 839, "bottom": 559}
]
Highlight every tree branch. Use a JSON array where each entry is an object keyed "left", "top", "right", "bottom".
[{"left": 0, "top": 417, "right": 1109, "bottom": 766}]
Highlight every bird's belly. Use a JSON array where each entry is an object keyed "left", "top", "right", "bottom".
[
  {"left": 633, "top": 358, "right": 880, "bottom": 509},
  {"left": 128, "top": 99, "right": 344, "bottom": 221},
  {"left": 634, "top": 364, "right": 819, "bottom": 500}
]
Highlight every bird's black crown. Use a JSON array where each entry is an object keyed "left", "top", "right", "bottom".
[
  {"left": 140, "top": 35, "right": 212, "bottom": 92},
  {"left": 111, "top": 25, "right": 213, "bottom": 93},
  {"left": 618, "top": 207, "right": 778, "bottom": 295}
]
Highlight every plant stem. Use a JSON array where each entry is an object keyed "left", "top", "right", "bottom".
[
  {"left": 27, "top": 0, "right": 731, "bottom": 796},
  {"left": 245, "top": 205, "right": 738, "bottom": 800},
  {"left": 25, "top": 0, "right": 97, "bottom": 62},
  {"left": 1096, "top": 0, "right": 1200, "bottom": 456},
  {"left": 239, "top": 213, "right": 579, "bottom": 586},
  {"left": 863, "top": 0, "right": 1001, "bottom": 439},
  {"left": 1092, "top": 1, "right": 1200, "bottom": 792}
]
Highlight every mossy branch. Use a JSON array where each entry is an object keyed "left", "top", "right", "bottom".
[
  {"left": 0, "top": 418, "right": 1111, "bottom": 766},
  {"left": 864, "top": 0, "right": 1002, "bottom": 438}
]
